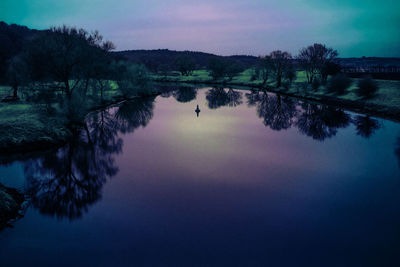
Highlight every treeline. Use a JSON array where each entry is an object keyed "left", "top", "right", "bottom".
[
  {"left": 1, "top": 24, "right": 158, "bottom": 127},
  {"left": 113, "top": 49, "right": 258, "bottom": 72},
  {"left": 0, "top": 22, "right": 393, "bottom": 107},
  {"left": 0, "top": 22, "right": 41, "bottom": 83}
]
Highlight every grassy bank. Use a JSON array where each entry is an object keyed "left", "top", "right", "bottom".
[
  {"left": 0, "top": 83, "right": 157, "bottom": 153},
  {"left": 0, "top": 183, "right": 25, "bottom": 230},
  {"left": 151, "top": 70, "right": 400, "bottom": 121}
]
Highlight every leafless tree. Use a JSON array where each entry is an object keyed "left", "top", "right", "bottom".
[
  {"left": 265, "top": 50, "right": 293, "bottom": 88},
  {"left": 297, "top": 43, "right": 338, "bottom": 84}
]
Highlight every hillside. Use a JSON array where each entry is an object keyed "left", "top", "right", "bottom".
[
  {"left": 112, "top": 49, "right": 259, "bottom": 71},
  {"left": 0, "top": 21, "right": 41, "bottom": 82}
]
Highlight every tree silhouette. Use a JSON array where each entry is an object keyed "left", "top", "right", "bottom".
[
  {"left": 353, "top": 115, "right": 381, "bottom": 138},
  {"left": 114, "top": 97, "right": 155, "bottom": 134},
  {"left": 264, "top": 50, "right": 293, "bottom": 88},
  {"left": 206, "top": 87, "right": 229, "bottom": 109},
  {"left": 175, "top": 55, "right": 195, "bottom": 76},
  {"left": 226, "top": 88, "right": 243, "bottom": 107},
  {"left": 172, "top": 86, "right": 197, "bottom": 103},
  {"left": 297, "top": 43, "right": 338, "bottom": 84},
  {"left": 245, "top": 90, "right": 262, "bottom": 107},
  {"left": 206, "top": 87, "right": 242, "bottom": 109},
  {"left": 157, "top": 85, "right": 175, "bottom": 98},
  {"left": 256, "top": 92, "right": 297, "bottom": 131},
  {"left": 24, "top": 128, "right": 120, "bottom": 220},
  {"left": 23, "top": 97, "right": 156, "bottom": 220},
  {"left": 296, "top": 103, "right": 350, "bottom": 141},
  {"left": 26, "top": 26, "right": 114, "bottom": 99}
]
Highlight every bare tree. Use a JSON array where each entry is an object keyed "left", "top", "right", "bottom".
[
  {"left": 265, "top": 50, "right": 293, "bottom": 88},
  {"left": 26, "top": 26, "right": 114, "bottom": 99},
  {"left": 6, "top": 55, "right": 29, "bottom": 99},
  {"left": 297, "top": 43, "right": 338, "bottom": 84}
]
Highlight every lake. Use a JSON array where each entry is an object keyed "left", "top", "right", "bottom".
[{"left": 1, "top": 86, "right": 399, "bottom": 266}]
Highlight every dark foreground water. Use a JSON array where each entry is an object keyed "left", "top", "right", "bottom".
[{"left": 1, "top": 86, "right": 400, "bottom": 266}]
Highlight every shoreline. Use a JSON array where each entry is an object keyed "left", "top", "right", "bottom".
[
  {"left": 152, "top": 78, "right": 400, "bottom": 123},
  {"left": 0, "top": 93, "right": 159, "bottom": 156},
  {"left": 0, "top": 183, "right": 25, "bottom": 230},
  {"left": 1, "top": 79, "right": 400, "bottom": 157}
]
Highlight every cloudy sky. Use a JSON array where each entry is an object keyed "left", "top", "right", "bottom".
[{"left": 1, "top": 0, "right": 399, "bottom": 57}]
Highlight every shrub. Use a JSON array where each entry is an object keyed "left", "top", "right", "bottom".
[
  {"left": 116, "top": 64, "right": 152, "bottom": 97},
  {"left": 356, "top": 76, "right": 379, "bottom": 99},
  {"left": 327, "top": 74, "right": 352, "bottom": 95}
]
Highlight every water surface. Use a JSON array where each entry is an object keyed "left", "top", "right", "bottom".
[{"left": 1, "top": 86, "right": 400, "bottom": 266}]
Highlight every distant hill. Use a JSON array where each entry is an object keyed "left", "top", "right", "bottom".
[
  {"left": 0, "top": 21, "right": 41, "bottom": 82},
  {"left": 112, "top": 49, "right": 259, "bottom": 71}
]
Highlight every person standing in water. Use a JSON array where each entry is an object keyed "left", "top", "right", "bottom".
[{"left": 195, "top": 105, "right": 200, "bottom": 117}]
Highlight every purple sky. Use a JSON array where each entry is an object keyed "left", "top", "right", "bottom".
[{"left": 1, "top": 0, "right": 399, "bottom": 57}]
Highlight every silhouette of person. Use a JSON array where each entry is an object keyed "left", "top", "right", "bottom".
[{"left": 195, "top": 105, "right": 201, "bottom": 117}]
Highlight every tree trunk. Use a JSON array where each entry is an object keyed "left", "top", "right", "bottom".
[
  {"left": 64, "top": 80, "right": 71, "bottom": 98},
  {"left": 12, "top": 85, "right": 18, "bottom": 98},
  {"left": 277, "top": 75, "right": 281, "bottom": 88}
]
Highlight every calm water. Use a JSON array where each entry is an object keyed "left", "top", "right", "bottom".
[{"left": 1, "top": 86, "right": 400, "bottom": 266}]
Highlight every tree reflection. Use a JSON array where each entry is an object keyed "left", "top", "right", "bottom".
[
  {"left": 206, "top": 87, "right": 229, "bottom": 109},
  {"left": 245, "top": 90, "right": 262, "bottom": 107},
  {"left": 256, "top": 92, "right": 297, "bottom": 131},
  {"left": 172, "top": 86, "right": 197, "bottom": 103},
  {"left": 296, "top": 103, "right": 351, "bottom": 141},
  {"left": 353, "top": 115, "right": 381, "bottom": 138},
  {"left": 226, "top": 88, "right": 243, "bottom": 107},
  {"left": 206, "top": 87, "right": 242, "bottom": 109},
  {"left": 24, "top": 97, "right": 155, "bottom": 220},
  {"left": 157, "top": 85, "right": 175, "bottom": 98},
  {"left": 115, "top": 97, "right": 155, "bottom": 134},
  {"left": 24, "top": 130, "right": 120, "bottom": 220}
]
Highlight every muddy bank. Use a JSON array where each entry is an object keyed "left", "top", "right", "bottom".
[{"left": 0, "top": 183, "right": 25, "bottom": 230}]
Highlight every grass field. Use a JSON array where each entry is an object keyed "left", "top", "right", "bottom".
[{"left": 0, "top": 103, "right": 70, "bottom": 150}]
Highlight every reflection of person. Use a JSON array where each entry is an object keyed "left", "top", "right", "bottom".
[{"left": 195, "top": 105, "right": 201, "bottom": 117}]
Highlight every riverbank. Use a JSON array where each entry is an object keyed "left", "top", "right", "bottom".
[
  {"left": 0, "top": 183, "right": 25, "bottom": 230},
  {"left": 1, "top": 73, "right": 400, "bottom": 154},
  {"left": 0, "top": 92, "right": 159, "bottom": 154},
  {"left": 151, "top": 70, "right": 400, "bottom": 122}
]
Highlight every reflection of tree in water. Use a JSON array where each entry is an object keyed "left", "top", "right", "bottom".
[
  {"left": 296, "top": 103, "right": 351, "bottom": 141},
  {"left": 158, "top": 85, "right": 175, "bottom": 98},
  {"left": 172, "top": 86, "right": 197, "bottom": 103},
  {"left": 206, "top": 87, "right": 242, "bottom": 109},
  {"left": 115, "top": 97, "right": 155, "bottom": 134},
  {"left": 24, "top": 130, "right": 120, "bottom": 220},
  {"left": 245, "top": 90, "right": 261, "bottom": 107},
  {"left": 353, "top": 115, "right": 381, "bottom": 138},
  {"left": 24, "top": 98, "right": 156, "bottom": 220},
  {"left": 256, "top": 92, "right": 297, "bottom": 131},
  {"left": 226, "top": 88, "right": 242, "bottom": 107}
]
